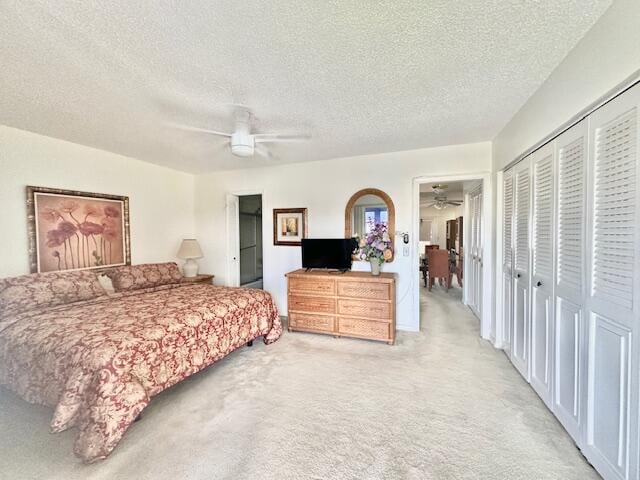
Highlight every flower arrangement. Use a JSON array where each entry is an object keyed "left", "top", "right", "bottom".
[
  {"left": 356, "top": 222, "right": 393, "bottom": 274},
  {"left": 38, "top": 200, "right": 122, "bottom": 270}
]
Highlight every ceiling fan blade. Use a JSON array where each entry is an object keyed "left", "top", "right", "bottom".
[
  {"left": 169, "top": 123, "right": 233, "bottom": 137},
  {"left": 254, "top": 133, "right": 310, "bottom": 143},
  {"left": 254, "top": 144, "right": 276, "bottom": 160},
  {"left": 446, "top": 201, "right": 463, "bottom": 205},
  {"left": 212, "top": 140, "right": 230, "bottom": 155}
]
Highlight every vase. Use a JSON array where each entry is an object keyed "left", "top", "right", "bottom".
[{"left": 370, "top": 259, "right": 381, "bottom": 276}]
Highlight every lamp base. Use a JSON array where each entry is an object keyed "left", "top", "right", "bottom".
[{"left": 183, "top": 258, "right": 199, "bottom": 278}]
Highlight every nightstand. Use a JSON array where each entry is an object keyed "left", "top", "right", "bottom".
[{"left": 181, "top": 274, "right": 214, "bottom": 285}]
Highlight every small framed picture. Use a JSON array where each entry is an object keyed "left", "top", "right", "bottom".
[{"left": 273, "top": 208, "right": 308, "bottom": 246}]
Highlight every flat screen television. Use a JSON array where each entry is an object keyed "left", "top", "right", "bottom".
[{"left": 301, "top": 238, "right": 355, "bottom": 271}]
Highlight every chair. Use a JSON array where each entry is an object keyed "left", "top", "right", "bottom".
[
  {"left": 448, "top": 249, "right": 457, "bottom": 271},
  {"left": 419, "top": 257, "right": 428, "bottom": 287},
  {"left": 426, "top": 249, "right": 452, "bottom": 291},
  {"left": 424, "top": 244, "right": 439, "bottom": 257}
]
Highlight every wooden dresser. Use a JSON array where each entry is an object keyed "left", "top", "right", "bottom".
[{"left": 285, "top": 269, "right": 396, "bottom": 344}]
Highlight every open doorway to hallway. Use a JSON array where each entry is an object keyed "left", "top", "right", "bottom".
[
  {"left": 419, "top": 182, "right": 465, "bottom": 307},
  {"left": 416, "top": 178, "right": 486, "bottom": 331},
  {"left": 238, "top": 194, "right": 263, "bottom": 289}
]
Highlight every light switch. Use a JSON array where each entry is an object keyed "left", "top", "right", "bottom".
[{"left": 403, "top": 246, "right": 409, "bottom": 256}]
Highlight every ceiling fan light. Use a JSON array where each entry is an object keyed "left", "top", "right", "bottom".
[
  {"left": 231, "top": 144, "right": 254, "bottom": 157},
  {"left": 231, "top": 132, "right": 255, "bottom": 157}
]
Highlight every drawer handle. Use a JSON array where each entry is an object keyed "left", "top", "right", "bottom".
[
  {"left": 345, "top": 305, "right": 386, "bottom": 314},
  {"left": 297, "top": 301, "right": 328, "bottom": 308}
]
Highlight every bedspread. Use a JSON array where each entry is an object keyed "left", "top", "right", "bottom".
[{"left": 0, "top": 283, "right": 281, "bottom": 462}]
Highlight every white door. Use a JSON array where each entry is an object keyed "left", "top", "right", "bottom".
[
  {"left": 469, "top": 187, "right": 483, "bottom": 318},
  {"left": 225, "top": 193, "right": 240, "bottom": 287},
  {"left": 583, "top": 86, "right": 640, "bottom": 480},
  {"left": 553, "top": 119, "right": 588, "bottom": 444},
  {"left": 511, "top": 156, "right": 532, "bottom": 380},
  {"left": 502, "top": 170, "right": 514, "bottom": 354},
  {"left": 530, "top": 142, "right": 555, "bottom": 408}
]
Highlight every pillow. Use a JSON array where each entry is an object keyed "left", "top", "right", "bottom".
[
  {"left": 97, "top": 274, "right": 116, "bottom": 295},
  {"left": 106, "top": 262, "right": 183, "bottom": 292},
  {"left": 0, "top": 270, "right": 107, "bottom": 319}
]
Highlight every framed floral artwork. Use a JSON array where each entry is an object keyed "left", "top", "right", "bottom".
[
  {"left": 27, "top": 186, "right": 131, "bottom": 273},
  {"left": 273, "top": 208, "right": 307, "bottom": 246}
]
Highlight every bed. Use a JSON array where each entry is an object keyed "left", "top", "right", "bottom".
[{"left": 0, "top": 263, "right": 282, "bottom": 463}]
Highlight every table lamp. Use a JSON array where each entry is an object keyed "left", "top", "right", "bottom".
[{"left": 177, "top": 239, "right": 203, "bottom": 277}]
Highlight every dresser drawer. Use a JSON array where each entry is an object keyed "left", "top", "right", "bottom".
[
  {"left": 289, "top": 313, "right": 335, "bottom": 332},
  {"left": 289, "top": 295, "right": 336, "bottom": 314},
  {"left": 338, "top": 318, "right": 390, "bottom": 341},
  {"left": 289, "top": 277, "right": 336, "bottom": 296},
  {"left": 337, "top": 299, "right": 391, "bottom": 321},
  {"left": 337, "top": 280, "right": 391, "bottom": 300}
]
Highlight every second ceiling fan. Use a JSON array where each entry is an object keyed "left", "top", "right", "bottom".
[{"left": 422, "top": 184, "right": 463, "bottom": 209}]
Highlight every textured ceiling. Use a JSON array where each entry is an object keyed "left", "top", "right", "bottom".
[
  {"left": 0, "top": 1, "right": 611, "bottom": 173},
  {"left": 420, "top": 182, "right": 465, "bottom": 201}
]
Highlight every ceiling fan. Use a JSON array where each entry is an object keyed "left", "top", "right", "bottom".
[
  {"left": 421, "top": 184, "right": 463, "bottom": 209},
  {"left": 431, "top": 183, "right": 448, "bottom": 194},
  {"left": 171, "top": 106, "right": 310, "bottom": 159},
  {"left": 423, "top": 196, "right": 463, "bottom": 210}
]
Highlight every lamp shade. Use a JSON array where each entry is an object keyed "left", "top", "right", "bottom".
[{"left": 177, "top": 239, "right": 203, "bottom": 259}]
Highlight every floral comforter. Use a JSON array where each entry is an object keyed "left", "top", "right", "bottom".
[{"left": 0, "top": 283, "right": 281, "bottom": 462}]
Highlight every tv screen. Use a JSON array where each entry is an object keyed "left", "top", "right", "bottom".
[{"left": 301, "top": 238, "right": 355, "bottom": 271}]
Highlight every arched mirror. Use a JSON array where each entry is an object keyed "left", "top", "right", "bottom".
[{"left": 345, "top": 188, "right": 395, "bottom": 261}]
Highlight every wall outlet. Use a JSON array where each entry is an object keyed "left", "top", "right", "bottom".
[{"left": 403, "top": 246, "right": 410, "bottom": 256}]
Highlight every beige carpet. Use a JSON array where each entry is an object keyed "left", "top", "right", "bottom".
[{"left": 0, "top": 285, "right": 600, "bottom": 480}]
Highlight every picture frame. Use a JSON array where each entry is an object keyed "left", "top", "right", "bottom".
[
  {"left": 26, "top": 186, "right": 131, "bottom": 273},
  {"left": 273, "top": 208, "right": 308, "bottom": 246}
]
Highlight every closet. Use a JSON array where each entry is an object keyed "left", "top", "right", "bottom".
[
  {"left": 553, "top": 118, "right": 588, "bottom": 443},
  {"left": 501, "top": 83, "right": 640, "bottom": 480},
  {"left": 511, "top": 157, "right": 531, "bottom": 380},
  {"left": 468, "top": 187, "right": 483, "bottom": 318},
  {"left": 501, "top": 170, "right": 513, "bottom": 355},
  {"left": 530, "top": 142, "right": 554, "bottom": 407}
]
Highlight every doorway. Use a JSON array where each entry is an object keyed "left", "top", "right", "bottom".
[
  {"left": 418, "top": 181, "right": 466, "bottom": 308},
  {"left": 225, "top": 192, "right": 263, "bottom": 288},
  {"left": 239, "top": 195, "right": 263, "bottom": 288},
  {"left": 412, "top": 173, "right": 494, "bottom": 342}
]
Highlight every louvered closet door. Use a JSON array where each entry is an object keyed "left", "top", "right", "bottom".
[
  {"left": 469, "top": 188, "right": 483, "bottom": 319},
  {"left": 469, "top": 194, "right": 475, "bottom": 308},
  {"left": 553, "top": 119, "right": 588, "bottom": 444},
  {"left": 530, "top": 142, "right": 555, "bottom": 408},
  {"left": 502, "top": 170, "right": 514, "bottom": 353},
  {"left": 511, "top": 156, "right": 532, "bottom": 380},
  {"left": 584, "top": 85, "right": 640, "bottom": 480}
]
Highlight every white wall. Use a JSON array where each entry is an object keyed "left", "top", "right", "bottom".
[
  {"left": 493, "top": 0, "right": 640, "bottom": 171},
  {"left": 419, "top": 204, "right": 463, "bottom": 249},
  {"left": 0, "top": 125, "right": 195, "bottom": 278},
  {"left": 195, "top": 142, "right": 492, "bottom": 331}
]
